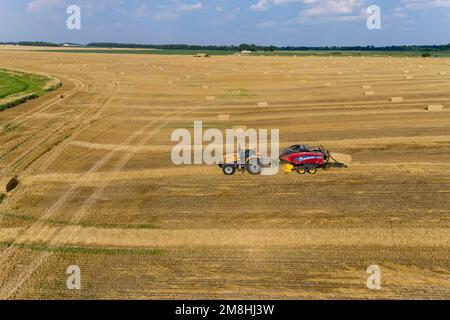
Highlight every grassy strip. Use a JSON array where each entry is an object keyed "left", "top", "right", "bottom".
[
  {"left": 0, "top": 72, "right": 28, "bottom": 98},
  {"left": 0, "top": 69, "right": 61, "bottom": 112},
  {"left": 36, "top": 49, "right": 450, "bottom": 57},
  {"left": 0, "top": 212, "right": 157, "bottom": 230},
  {"left": 0, "top": 93, "right": 39, "bottom": 111},
  {"left": 0, "top": 241, "right": 161, "bottom": 256}
]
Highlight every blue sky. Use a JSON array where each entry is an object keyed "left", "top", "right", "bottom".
[{"left": 1, "top": 0, "right": 449, "bottom": 46}]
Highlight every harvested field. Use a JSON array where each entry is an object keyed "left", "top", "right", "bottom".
[{"left": 0, "top": 46, "right": 449, "bottom": 299}]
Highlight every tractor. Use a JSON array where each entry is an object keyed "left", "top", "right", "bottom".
[
  {"left": 218, "top": 144, "right": 347, "bottom": 176},
  {"left": 218, "top": 148, "right": 264, "bottom": 175}
]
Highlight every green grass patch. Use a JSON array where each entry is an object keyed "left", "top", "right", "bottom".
[
  {"left": 222, "top": 89, "right": 253, "bottom": 98},
  {"left": 0, "top": 241, "right": 161, "bottom": 256},
  {"left": 0, "top": 69, "right": 61, "bottom": 112},
  {"left": 0, "top": 69, "right": 48, "bottom": 98}
]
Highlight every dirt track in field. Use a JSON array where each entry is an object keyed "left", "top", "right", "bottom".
[{"left": 0, "top": 46, "right": 449, "bottom": 299}]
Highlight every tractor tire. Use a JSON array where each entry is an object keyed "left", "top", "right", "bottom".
[
  {"left": 222, "top": 165, "right": 236, "bottom": 176},
  {"left": 307, "top": 167, "right": 318, "bottom": 175},
  {"left": 297, "top": 167, "right": 307, "bottom": 175},
  {"left": 246, "top": 160, "right": 262, "bottom": 175}
]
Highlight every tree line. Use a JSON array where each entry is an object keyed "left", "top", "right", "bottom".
[
  {"left": 85, "top": 43, "right": 450, "bottom": 52},
  {"left": 2, "top": 42, "right": 450, "bottom": 52}
]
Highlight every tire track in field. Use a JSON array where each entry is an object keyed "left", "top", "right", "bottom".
[
  {"left": 0, "top": 106, "right": 194, "bottom": 299},
  {"left": 33, "top": 77, "right": 115, "bottom": 173},
  {"left": 2, "top": 75, "right": 83, "bottom": 128},
  {"left": 0, "top": 75, "right": 115, "bottom": 248},
  {"left": 0, "top": 76, "right": 116, "bottom": 227},
  {"left": 0, "top": 76, "right": 122, "bottom": 213},
  {"left": 0, "top": 76, "right": 112, "bottom": 177},
  {"left": 9, "top": 78, "right": 115, "bottom": 172},
  {"left": 0, "top": 76, "right": 83, "bottom": 164}
]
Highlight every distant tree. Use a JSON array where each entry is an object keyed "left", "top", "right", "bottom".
[
  {"left": 238, "top": 44, "right": 248, "bottom": 51},
  {"left": 15, "top": 41, "right": 60, "bottom": 47},
  {"left": 422, "top": 52, "right": 432, "bottom": 58},
  {"left": 238, "top": 44, "right": 258, "bottom": 52}
]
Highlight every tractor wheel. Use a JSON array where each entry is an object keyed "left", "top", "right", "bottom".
[
  {"left": 222, "top": 165, "right": 236, "bottom": 176},
  {"left": 297, "top": 167, "right": 307, "bottom": 175},
  {"left": 307, "top": 167, "right": 317, "bottom": 175},
  {"left": 246, "top": 160, "right": 262, "bottom": 175}
]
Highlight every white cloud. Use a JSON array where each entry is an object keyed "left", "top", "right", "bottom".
[
  {"left": 27, "top": 0, "right": 65, "bottom": 13},
  {"left": 402, "top": 0, "right": 450, "bottom": 10},
  {"left": 388, "top": 0, "right": 450, "bottom": 23},
  {"left": 249, "top": 0, "right": 363, "bottom": 18},
  {"left": 249, "top": 0, "right": 367, "bottom": 25},
  {"left": 391, "top": 7, "right": 406, "bottom": 18},
  {"left": 250, "top": 0, "right": 304, "bottom": 12},
  {"left": 26, "top": 0, "right": 126, "bottom": 15},
  {"left": 300, "top": 0, "right": 362, "bottom": 17},
  {"left": 154, "top": 1, "right": 203, "bottom": 21},
  {"left": 250, "top": 0, "right": 271, "bottom": 12},
  {"left": 291, "top": 0, "right": 367, "bottom": 24},
  {"left": 178, "top": 2, "right": 203, "bottom": 12},
  {"left": 273, "top": 0, "right": 305, "bottom": 4}
]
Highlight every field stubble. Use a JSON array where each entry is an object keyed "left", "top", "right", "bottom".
[{"left": 0, "top": 47, "right": 449, "bottom": 299}]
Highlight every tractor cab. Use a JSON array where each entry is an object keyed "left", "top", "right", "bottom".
[{"left": 239, "top": 149, "right": 257, "bottom": 163}]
